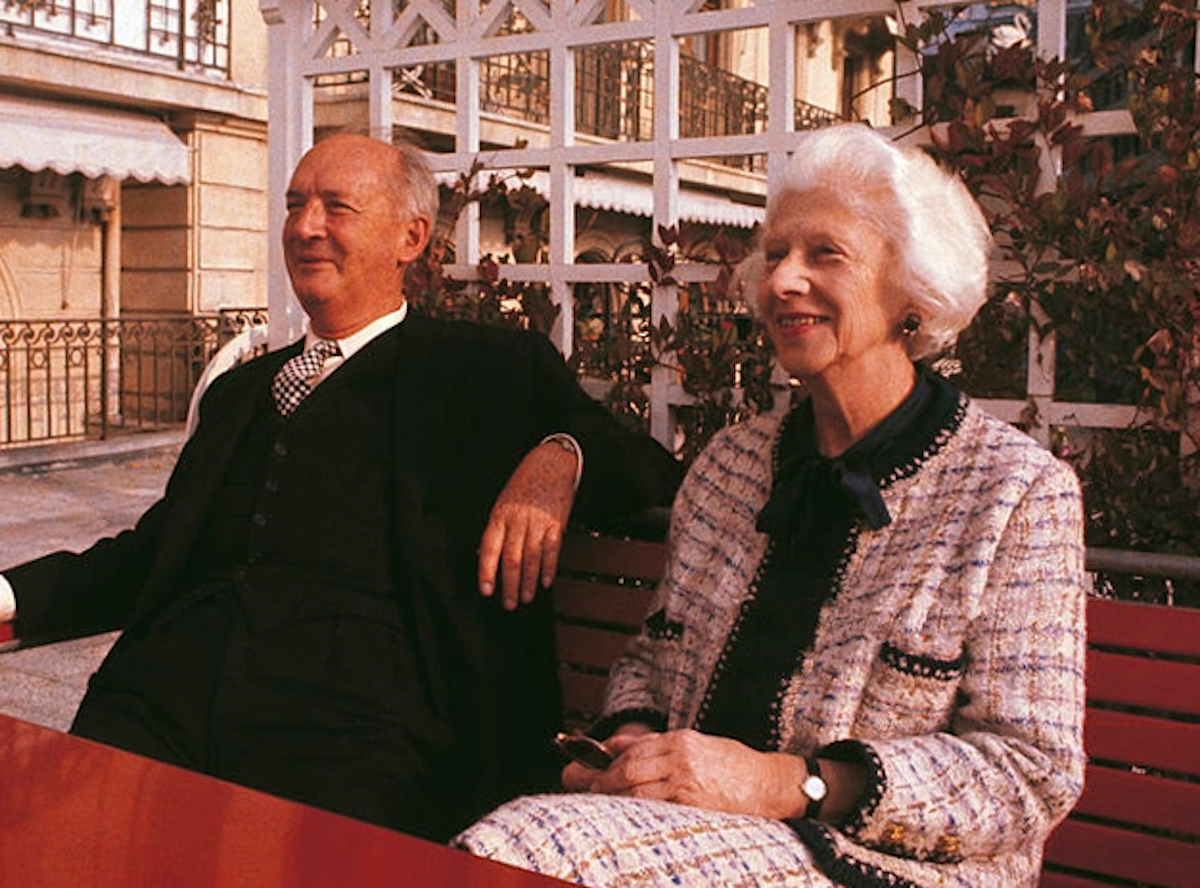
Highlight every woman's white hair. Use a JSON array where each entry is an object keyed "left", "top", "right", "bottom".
[{"left": 765, "top": 123, "right": 993, "bottom": 360}]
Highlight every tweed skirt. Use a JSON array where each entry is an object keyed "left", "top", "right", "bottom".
[{"left": 454, "top": 793, "right": 836, "bottom": 887}]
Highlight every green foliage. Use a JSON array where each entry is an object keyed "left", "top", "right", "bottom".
[
  {"left": 404, "top": 162, "right": 559, "bottom": 337},
  {"left": 898, "top": 0, "right": 1200, "bottom": 578},
  {"left": 565, "top": 219, "right": 778, "bottom": 459},
  {"left": 643, "top": 225, "right": 777, "bottom": 464},
  {"left": 409, "top": 167, "right": 777, "bottom": 455},
  {"left": 569, "top": 279, "right": 657, "bottom": 436},
  {"left": 406, "top": 0, "right": 1199, "bottom": 582}
]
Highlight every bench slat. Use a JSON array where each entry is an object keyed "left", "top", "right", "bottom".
[
  {"left": 1073, "top": 763, "right": 1200, "bottom": 836},
  {"left": 1037, "top": 872, "right": 1117, "bottom": 888},
  {"left": 553, "top": 579, "right": 653, "bottom": 628},
  {"left": 549, "top": 533, "right": 1200, "bottom": 888},
  {"left": 1043, "top": 819, "right": 1199, "bottom": 888},
  {"left": 558, "top": 668, "right": 610, "bottom": 725},
  {"left": 1087, "top": 597, "right": 1200, "bottom": 657},
  {"left": 1087, "top": 649, "right": 1200, "bottom": 716},
  {"left": 555, "top": 623, "right": 633, "bottom": 674},
  {"left": 1085, "top": 708, "right": 1200, "bottom": 777},
  {"left": 559, "top": 534, "right": 668, "bottom": 581}
]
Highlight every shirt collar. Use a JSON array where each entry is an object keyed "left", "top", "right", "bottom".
[
  {"left": 757, "top": 370, "right": 963, "bottom": 538},
  {"left": 304, "top": 303, "right": 408, "bottom": 361}
]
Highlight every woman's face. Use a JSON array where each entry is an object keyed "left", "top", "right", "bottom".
[{"left": 756, "top": 188, "right": 908, "bottom": 386}]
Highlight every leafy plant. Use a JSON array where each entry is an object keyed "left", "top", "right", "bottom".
[
  {"left": 566, "top": 220, "right": 776, "bottom": 458},
  {"left": 405, "top": 162, "right": 559, "bottom": 337},
  {"left": 893, "top": 0, "right": 1200, "bottom": 600},
  {"left": 408, "top": 0, "right": 1199, "bottom": 599},
  {"left": 409, "top": 163, "right": 775, "bottom": 454},
  {"left": 643, "top": 224, "right": 777, "bottom": 464}
]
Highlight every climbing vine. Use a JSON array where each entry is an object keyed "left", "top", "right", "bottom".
[{"left": 407, "top": 0, "right": 1199, "bottom": 601}]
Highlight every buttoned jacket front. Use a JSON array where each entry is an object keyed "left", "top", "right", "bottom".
[{"left": 604, "top": 398, "right": 1088, "bottom": 887}]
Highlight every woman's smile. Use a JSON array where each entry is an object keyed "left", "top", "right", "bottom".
[{"left": 773, "top": 312, "right": 829, "bottom": 332}]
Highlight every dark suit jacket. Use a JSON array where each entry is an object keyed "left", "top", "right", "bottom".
[{"left": 8, "top": 314, "right": 680, "bottom": 833}]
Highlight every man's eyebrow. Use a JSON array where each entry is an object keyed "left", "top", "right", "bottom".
[{"left": 284, "top": 189, "right": 359, "bottom": 204}]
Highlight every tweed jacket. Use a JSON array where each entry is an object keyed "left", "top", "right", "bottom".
[{"left": 602, "top": 395, "right": 1088, "bottom": 888}]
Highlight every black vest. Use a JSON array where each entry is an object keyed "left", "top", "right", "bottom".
[{"left": 183, "top": 346, "right": 400, "bottom": 629}]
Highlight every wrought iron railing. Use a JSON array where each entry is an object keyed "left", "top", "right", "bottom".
[
  {"left": 574, "top": 42, "right": 653, "bottom": 142},
  {"left": 794, "top": 98, "right": 843, "bottom": 131},
  {"left": 383, "top": 40, "right": 840, "bottom": 165},
  {"left": 0, "top": 310, "right": 266, "bottom": 449},
  {"left": 0, "top": 0, "right": 230, "bottom": 75},
  {"left": 678, "top": 53, "right": 767, "bottom": 141}
]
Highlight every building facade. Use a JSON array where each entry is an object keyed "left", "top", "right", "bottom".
[
  {"left": 0, "top": 0, "right": 270, "bottom": 320},
  {"left": 0, "top": 0, "right": 269, "bottom": 444}
]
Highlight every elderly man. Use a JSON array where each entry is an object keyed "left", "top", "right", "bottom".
[{"left": 0, "top": 134, "right": 679, "bottom": 840}]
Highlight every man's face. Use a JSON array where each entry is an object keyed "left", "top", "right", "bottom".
[{"left": 283, "top": 136, "right": 428, "bottom": 338}]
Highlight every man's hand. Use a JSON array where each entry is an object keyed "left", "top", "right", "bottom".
[{"left": 478, "top": 438, "right": 579, "bottom": 610}]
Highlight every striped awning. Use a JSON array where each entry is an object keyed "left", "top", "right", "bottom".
[
  {"left": 436, "top": 169, "right": 764, "bottom": 230},
  {"left": 0, "top": 94, "right": 191, "bottom": 185}
]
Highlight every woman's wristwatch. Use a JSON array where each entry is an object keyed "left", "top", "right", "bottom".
[{"left": 802, "top": 757, "right": 828, "bottom": 819}]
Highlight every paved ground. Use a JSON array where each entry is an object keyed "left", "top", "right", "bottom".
[{"left": 0, "top": 431, "right": 182, "bottom": 731}]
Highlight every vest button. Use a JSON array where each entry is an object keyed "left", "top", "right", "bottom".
[
  {"left": 273, "top": 441, "right": 288, "bottom": 457},
  {"left": 264, "top": 478, "right": 279, "bottom": 494},
  {"left": 252, "top": 513, "right": 267, "bottom": 527}
]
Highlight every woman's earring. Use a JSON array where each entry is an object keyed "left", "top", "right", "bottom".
[{"left": 900, "top": 313, "right": 921, "bottom": 337}]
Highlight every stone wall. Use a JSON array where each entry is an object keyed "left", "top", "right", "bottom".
[{"left": 0, "top": 168, "right": 103, "bottom": 320}]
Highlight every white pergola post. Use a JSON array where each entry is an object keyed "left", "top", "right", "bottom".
[
  {"left": 648, "top": 1, "right": 681, "bottom": 446},
  {"left": 253, "top": 0, "right": 1143, "bottom": 452},
  {"left": 260, "top": 0, "right": 314, "bottom": 349},
  {"left": 547, "top": 1, "right": 577, "bottom": 358}
]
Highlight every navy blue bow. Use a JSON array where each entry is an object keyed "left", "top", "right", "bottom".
[{"left": 756, "top": 452, "right": 891, "bottom": 538}]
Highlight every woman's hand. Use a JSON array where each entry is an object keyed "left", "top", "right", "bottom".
[
  {"left": 560, "top": 722, "right": 654, "bottom": 791},
  {"left": 583, "top": 728, "right": 808, "bottom": 819}
]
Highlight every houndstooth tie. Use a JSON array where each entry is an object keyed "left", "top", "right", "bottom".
[{"left": 271, "top": 339, "right": 341, "bottom": 417}]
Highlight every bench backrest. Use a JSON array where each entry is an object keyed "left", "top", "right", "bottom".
[
  {"left": 553, "top": 532, "right": 664, "bottom": 731},
  {"left": 551, "top": 530, "right": 1200, "bottom": 887},
  {"left": 1039, "top": 598, "right": 1200, "bottom": 888}
]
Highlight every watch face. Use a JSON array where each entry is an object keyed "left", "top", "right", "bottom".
[{"left": 804, "top": 775, "right": 828, "bottom": 802}]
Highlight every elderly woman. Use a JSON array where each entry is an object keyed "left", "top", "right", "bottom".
[{"left": 455, "top": 123, "right": 1087, "bottom": 887}]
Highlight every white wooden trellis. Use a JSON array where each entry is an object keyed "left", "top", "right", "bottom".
[
  {"left": 255, "top": 0, "right": 1193, "bottom": 455},
  {"left": 258, "top": 0, "right": 931, "bottom": 445}
]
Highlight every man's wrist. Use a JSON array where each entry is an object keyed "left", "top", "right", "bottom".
[{"left": 541, "top": 433, "right": 583, "bottom": 491}]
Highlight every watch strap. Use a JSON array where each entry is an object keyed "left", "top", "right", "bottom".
[{"left": 803, "top": 756, "right": 826, "bottom": 820}]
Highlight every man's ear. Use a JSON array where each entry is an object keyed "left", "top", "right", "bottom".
[{"left": 396, "top": 214, "right": 433, "bottom": 265}]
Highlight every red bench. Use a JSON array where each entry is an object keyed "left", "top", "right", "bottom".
[
  {"left": 1040, "top": 596, "right": 1200, "bottom": 888},
  {"left": 553, "top": 531, "right": 1200, "bottom": 888},
  {"left": 5, "top": 532, "right": 1198, "bottom": 884}
]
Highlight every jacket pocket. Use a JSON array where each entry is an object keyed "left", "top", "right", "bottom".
[{"left": 853, "top": 640, "right": 966, "bottom": 738}]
